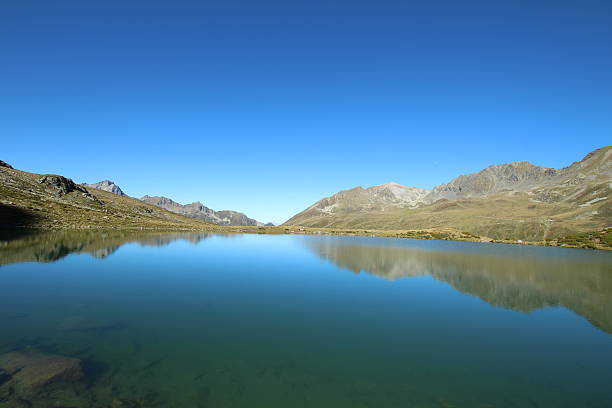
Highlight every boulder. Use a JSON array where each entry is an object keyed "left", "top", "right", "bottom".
[
  {"left": 37, "top": 174, "right": 89, "bottom": 196},
  {"left": 58, "top": 315, "right": 122, "bottom": 333},
  {"left": 0, "top": 350, "right": 83, "bottom": 392},
  {"left": 0, "top": 160, "right": 12, "bottom": 169},
  {"left": 0, "top": 368, "right": 11, "bottom": 386},
  {"left": 37, "top": 175, "right": 102, "bottom": 203}
]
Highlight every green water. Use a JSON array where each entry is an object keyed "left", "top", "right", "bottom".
[{"left": 1, "top": 231, "right": 611, "bottom": 407}]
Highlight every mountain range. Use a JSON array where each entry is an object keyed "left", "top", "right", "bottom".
[
  {"left": 285, "top": 146, "right": 611, "bottom": 241},
  {"left": 81, "top": 180, "right": 268, "bottom": 226},
  {"left": 139, "top": 195, "right": 270, "bottom": 226},
  {"left": 1, "top": 146, "right": 609, "bottom": 247}
]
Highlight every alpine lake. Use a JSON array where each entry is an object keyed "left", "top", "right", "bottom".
[{"left": 1, "top": 230, "right": 611, "bottom": 408}]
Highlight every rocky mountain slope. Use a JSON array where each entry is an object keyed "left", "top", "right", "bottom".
[
  {"left": 0, "top": 162, "right": 215, "bottom": 230},
  {"left": 425, "top": 162, "right": 558, "bottom": 201},
  {"left": 140, "top": 195, "right": 267, "bottom": 226},
  {"left": 286, "top": 182, "right": 431, "bottom": 223},
  {"left": 82, "top": 180, "right": 126, "bottom": 196},
  {"left": 285, "top": 146, "right": 611, "bottom": 241}
]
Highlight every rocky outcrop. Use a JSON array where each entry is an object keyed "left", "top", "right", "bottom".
[
  {"left": 38, "top": 175, "right": 89, "bottom": 196},
  {"left": 140, "top": 195, "right": 265, "bottom": 226},
  {"left": 83, "top": 180, "right": 126, "bottom": 196},
  {"left": 0, "top": 160, "right": 13, "bottom": 169},
  {"left": 37, "top": 175, "right": 100, "bottom": 204}
]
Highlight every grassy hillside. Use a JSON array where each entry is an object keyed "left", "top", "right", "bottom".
[
  {"left": 0, "top": 165, "right": 218, "bottom": 230},
  {"left": 286, "top": 189, "right": 611, "bottom": 241}
]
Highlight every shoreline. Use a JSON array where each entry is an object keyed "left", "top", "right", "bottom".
[{"left": 2, "top": 225, "right": 610, "bottom": 251}]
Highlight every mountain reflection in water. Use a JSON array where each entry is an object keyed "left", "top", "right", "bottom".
[
  {"left": 1, "top": 230, "right": 611, "bottom": 335},
  {"left": 303, "top": 237, "right": 612, "bottom": 334},
  {"left": 0, "top": 230, "right": 215, "bottom": 265}
]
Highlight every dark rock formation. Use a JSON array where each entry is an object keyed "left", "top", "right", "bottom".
[
  {"left": 0, "top": 160, "right": 13, "bottom": 169},
  {"left": 0, "top": 368, "right": 11, "bottom": 386},
  {"left": 37, "top": 175, "right": 89, "bottom": 196},
  {"left": 37, "top": 175, "right": 101, "bottom": 203}
]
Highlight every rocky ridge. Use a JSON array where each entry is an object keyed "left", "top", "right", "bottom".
[
  {"left": 425, "top": 161, "right": 558, "bottom": 201},
  {"left": 83, "top": 180, "right": 126, "bottom": 196},
  {"left": 82, "top": 180, "right": 267, "bottom": 226},
  {"left": 140, "top": 195, "right": 266, "bottom": 226}
]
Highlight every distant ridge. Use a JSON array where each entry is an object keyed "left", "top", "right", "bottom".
[
  {"left": 82, "top": 180, "right": 268, "bottom": 227},
  {"left": 140, "top": 195, "right": 266, "bottom": 227}
]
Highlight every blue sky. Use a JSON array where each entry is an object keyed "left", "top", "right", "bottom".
[{"left": 2, "top": 0, "right": 611, "bottom": 223}]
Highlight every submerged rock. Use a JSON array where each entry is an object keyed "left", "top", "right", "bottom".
[
  {"left": 58, "top": 316, "right": 123, "bottom": 333},
  {"left": 58, "top": 316, "right": 121, "bottom": 332},
  {"left": 0, "top": 350, "right": 83, "bottom": 392},
  {"left": 111, "top": 398, "right": 142, "bottom": 408},
  {"left": 0, "top": 368, "right": 11, "bottom": 386}
]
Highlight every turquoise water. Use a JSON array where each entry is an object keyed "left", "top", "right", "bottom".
[{"left": 1, "top": 231, "right": 611, "bottom": 407}]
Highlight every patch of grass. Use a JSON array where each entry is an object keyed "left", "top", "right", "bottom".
[{"left": 555, "top": 229, "right": 611, "bottom": 250}]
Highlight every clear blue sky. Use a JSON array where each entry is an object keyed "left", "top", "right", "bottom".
[{"left": 2, "top": 1, "right": 611, "bottom": 223}]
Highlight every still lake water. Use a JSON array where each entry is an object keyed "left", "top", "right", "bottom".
[{"left": 1, "top": 231, "right": 611, "bottom": 407}]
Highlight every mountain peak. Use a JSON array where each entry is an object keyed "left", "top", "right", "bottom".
[
  {"left": 376, "top": 181, "right": 405, "bottom": 188},
  {"left": 83, "top": 180, "right": 126, "bottom": 196}
]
